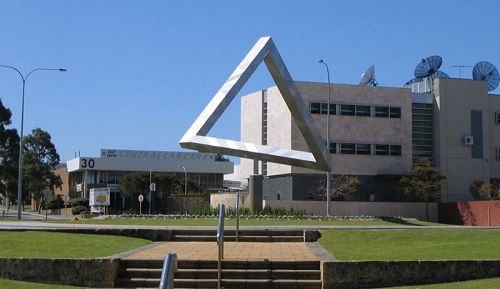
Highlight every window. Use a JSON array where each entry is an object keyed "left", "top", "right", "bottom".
[
  {"left": 355, "top": 105, "right": 371, "bottom": 117},
  {"left": 340, "top": 143, "right": 355, "bottom": 154},
  {"left": 310, "top": 102, "right": 320, "bottom": 114},
  {"left": 497, "top": 148, "right": 500, "bottom": 161},
  {"left": 311, "top": 102, "right": 335, "bottom": 115},
  {"left": 374, "top": 106, "right": 389, "bottom": 117},
  {"left": 375, "top": 145, "right": 389, "bottom": 155},
  {"left": 389, "top": 107, "right": 401, "bottom": 118},
  {"left": 496, "top": 112, "right": 500, "bottom": 125},
  {"left": 329, "top": 142, "right": 337, "bottom": 154},
  {"left": 340, "top": 104, "right": 355, "bottom": 116},
  {"left": 356, "top": 144, "right": 371, "bottom": 155},
  {"left": 320, "top": 103, "right": 336, "bottom": 115},
  {"left": 390, "top": 145, "right": 402, "bottom": 156}
]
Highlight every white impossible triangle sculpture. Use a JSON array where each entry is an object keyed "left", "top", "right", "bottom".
[{"left": 179, "top": 36, "right": 329, "bottom": 171}]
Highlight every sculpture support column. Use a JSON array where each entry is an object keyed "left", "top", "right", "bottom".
[{"left": 249, "top": 174, "right": 263, "bottom": 213}]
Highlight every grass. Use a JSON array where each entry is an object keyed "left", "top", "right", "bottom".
[
  {"left": 383, "top": 277, "right": 500, "bottom": 288},
  {"left": 0, "top": 279, "right": 86, "bottom": 289},
  {"left": 320, "top": 229, "right": 500, "bottom": 261},
  {"left": 0, "top": 231, "right": 151, "bottom": 258},
  {"left": 45, "top": 217, "right": 443, "bottom": 226}
]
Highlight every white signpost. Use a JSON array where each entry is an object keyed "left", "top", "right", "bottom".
[
  {"left": 138, "top": 194, "right": 144, "bottom": 215},
  {"left": 62, "top": 195, "right": 70, "bottom": 218},
  {"left": 89, "top": 188, "right": 110, "bottom": 214}
]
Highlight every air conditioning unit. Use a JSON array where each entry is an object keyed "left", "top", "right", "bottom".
[{"left": 464, "top": 136, "right": 474, "bottom": 146}]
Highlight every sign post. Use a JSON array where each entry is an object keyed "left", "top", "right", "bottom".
[
  {"left": 89, "top": 188, "right": 110, "bottom": 214},
  {"left": 138, "top": 194, "right": 144, "bottom": 215},
  {"left": 62, "top": 195, "right": 70, "bottom": 218}
]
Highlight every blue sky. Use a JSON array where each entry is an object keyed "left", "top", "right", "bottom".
[{"left": 1, "top": 1, "right": 499, "bottom": 162}]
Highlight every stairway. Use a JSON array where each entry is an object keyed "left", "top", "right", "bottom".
[
  {"left": 116, "top": 259, "right": 322, "bottom": 289},
  {"left": 171, "top": 229, "right": 306, "bottom": 242}
]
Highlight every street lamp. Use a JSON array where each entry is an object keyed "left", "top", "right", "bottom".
[
  {"left": 178, "top": 165, "right": 187, "bottom": 196},
  {"left": 0, "top": 65, "right": 67, "bottom": 220},
  {"left": 317, "top": 59, "right": 331, "bottom": 217},
  {"left": 178, "top": 165, "right": 187, "bottom": 214}
]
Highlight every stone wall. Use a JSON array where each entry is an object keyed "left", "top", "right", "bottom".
[
  {"left": 0, "top": 258, "right": 119, "bottom": 287},
  {"left": 210, "top": 192, "right": 249, "bottom": 209},
  {"left": 265, "top": 200, "right": 438, "bottom": 221},
  {"left": 322, "top": 260, "right": 500, "bottom": 289}
]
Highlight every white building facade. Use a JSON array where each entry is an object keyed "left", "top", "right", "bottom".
[{"left": 239, "top": 79, "right": 500, "bottom": 202}]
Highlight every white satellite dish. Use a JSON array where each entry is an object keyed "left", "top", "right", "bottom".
[{"left": 359, "top": 65, "right": 378, "bottom": 86}]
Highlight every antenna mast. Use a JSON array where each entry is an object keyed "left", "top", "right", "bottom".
[{"left": 450, "top": 65, "right": 472, "bottom": 78}]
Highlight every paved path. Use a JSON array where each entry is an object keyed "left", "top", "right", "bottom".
[{"left": 121, "top": 242, "right": 320, "bottom": 261}]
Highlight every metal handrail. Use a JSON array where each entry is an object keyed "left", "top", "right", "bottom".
[
  {"left": 217, "top": 204, "right": 225, "bottom": 289},
  {"left": 159, "top": 252, "right": 177, "bottom": 289}
]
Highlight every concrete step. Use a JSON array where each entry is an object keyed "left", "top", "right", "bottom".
[
  {"left": 117, "top": 278, "right": 321, "bottom": 289},
  {"left": 172, "top": 229, "right": 304, "bottom": 236},
  {"left": 178, "top": 260, "right": 320, "bottom": 270},
  {"left": 175, "top": 268, "right": 321, "bottom": 280},
  {"left": 171, "top": 229, "right": 306, "bottom": 242},
  {"left": 171, "top": 235, "right": 304, "bottom": 242},
  {"left": 116, "top": 277, "right": 160, "bottom": 288},
  {"left": 121, "top": 268, "right": 320, "bottom": 280},
  {"left": 117, "top": 260, "right": 322, "bottom": 288},
  {"left": 174, "top": 278, "right": 322, "bottom": 289}
]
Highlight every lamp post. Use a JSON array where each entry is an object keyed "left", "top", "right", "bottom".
[
  {"left": 0, "top": 65, "right": 66, "bottom": 220},
  {"left": 178, "top": 165, "right": 187, "bottom": 213},
  {"left": 317, "top": 59, "right": 331, "bottom": 217}
]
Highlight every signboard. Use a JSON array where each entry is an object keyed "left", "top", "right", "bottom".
[
  {"left": 149, "top": 183, "right": 156, "bottom": 192},
  {"left": 100, "top": 149, "right": 215, "bottom": 161},
  {"left": 138, "top": 194, "right": 144, "bottom": 203},
  {"left": 76, "top": 184, "right": 82, "bottom": 192},
  {"left": 89, "top": 188, "right": 110, "bottom": 206}
]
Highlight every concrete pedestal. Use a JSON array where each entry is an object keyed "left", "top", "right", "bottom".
[{"left": 248, "top": 174, "right": 263, "bottom": 213}]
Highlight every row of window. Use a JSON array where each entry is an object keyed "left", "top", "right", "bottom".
[
  {"left": 329, "top": 143, "right": 402, "bottom": 156},
  {"left": 310, "top": 102, "right": 401, "bottom": 118},
  {"left": 496, "top": 112, "right": 500, "bottom": 125}
]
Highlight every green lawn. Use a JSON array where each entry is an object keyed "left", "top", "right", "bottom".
[
  {"left": 0, "top": 279, "right": 85, "bottom": 289},
  {"left": 48, "top": 217, "right": 442, "bottom": 226},
  {"left": 0, "top": 231, "right": 151, "bottom": 258},
  {"left": 383, "top": 277, "right": 500, "bottom": 288},
  {"left": 320, "top": 229, "right": 500, "bottom": 260}
]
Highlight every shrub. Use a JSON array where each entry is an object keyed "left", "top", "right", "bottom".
[
  {"left": 69, "top": 198, "right": 88, "bottom": 207},
  {"left": 191, "top": 204, "right": 308, "bottom": 217},
  {"left": 44, "top": 195, "right": 64, "bottom": 209},
  {"left": 72, "top": 206, "right": 88, "bottom": 215}
]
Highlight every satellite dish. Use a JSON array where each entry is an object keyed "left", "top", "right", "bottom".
[
  {"left": 404, "top": 77, "right": 423, "bottom": 86},
  {"left": 414, "top": 55, "right": 443, "bottom": 78},
  {"left": 430, "top": 70, "right": 450, "bottom": 79},
  {"left": 359, "top": 65, "right": 378, "bottom": 86},
  {"left": 472, "top": 61, "right": 500, "bottom": 91}
]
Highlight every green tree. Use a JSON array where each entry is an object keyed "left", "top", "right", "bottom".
[
  {"left": 470, "top": 180, "right": 500, "bottom": 200},
  {"left": 119, "top": 172, "right": 192, "bottom": 213},
  {"left": 316, "top": 174, "right": 360, "bottom": 201},
  {"left": 22, "top": 128, "right": 62, "bottom": 209},
  {"left": 399, "top": 158, "right": 443, "bottom": 220},
  {"left": 0, "top": 99, "right": 19, "bottom": 208}
]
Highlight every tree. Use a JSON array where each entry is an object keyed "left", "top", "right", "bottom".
[
  {"left": 399, "top": 158, "right": 443, "bottom": 220},
  {"left": 0, "top": 99, "right": 19, "bottom": 208},
  {"left": 470, "top": 180, "right": 500, "bottom": 200},
  {"left": 316, "top": 174, "right": 360, "bottom": 201},
  {"left": 119, "top": 172, "right": 189, "bottom": 213},
  {"left": 22, "top": 128, "right": 62, "bottom": 209}
]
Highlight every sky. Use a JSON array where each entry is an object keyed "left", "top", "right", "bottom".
[{"left": 1, "top": 0, "right": 499, "bottom": 163}]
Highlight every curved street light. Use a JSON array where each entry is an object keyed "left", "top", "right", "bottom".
[
  {"left": 317, "top": 59, "right": 331, "bottom": 217},
  {"left": 0, "top": 65, "right": 67, "bottom": 219},
  {"left": 178, "top": 165, "right": 187, "bottom": 214}
]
